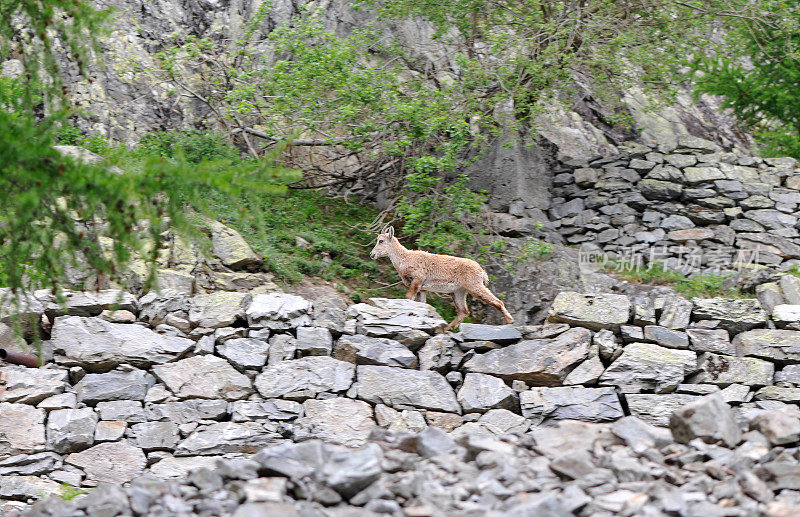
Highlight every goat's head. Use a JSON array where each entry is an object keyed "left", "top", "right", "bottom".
[{"left": 370, "top": 226, "right": 395, "bottom": 259}]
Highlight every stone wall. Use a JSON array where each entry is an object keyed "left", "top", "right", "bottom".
[
  {"left": 2, "top": 288, "right": 800, "bottom": 515},
  {"left": 535, "top": 138, "right": 800, "bottom": 280}
]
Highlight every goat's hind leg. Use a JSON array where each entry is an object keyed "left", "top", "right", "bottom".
[
  {"left": 444, "top": 288, "right": 470, "bottom": 332},
  {"left": 414, "top": 291, "right": 427, "bottom": 303},
  {"left": 468, "top": 285, "right": 514, "bottom": 324}
]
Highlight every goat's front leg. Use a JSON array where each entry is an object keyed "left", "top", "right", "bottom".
[{"left": 405, "top": 278, "right": 423, "bottom": 300}]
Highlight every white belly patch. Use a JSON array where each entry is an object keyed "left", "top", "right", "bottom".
[{"left": 424, "top": 282, "right": 460, "bottom": 293}]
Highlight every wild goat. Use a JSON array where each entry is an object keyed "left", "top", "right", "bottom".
[{"left": 370, "top": 226, "right": 514, "bottom": 331}]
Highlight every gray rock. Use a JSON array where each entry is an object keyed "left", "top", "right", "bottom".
[
  {"left": 346, "top": 298, "right": 446, "bottom": 336},
  {"left": 36, "top": 392, "right": 77, "bottom": 410},
  {"left": 743, "top": 209, "right": 797, "bottom": 229},
  {"left": 0, "top": 403, "right": 46, "bottom": 459},
  {"left": 296, "top": 327, "right": 333, "bottom": 356},
  {"left": 733, "top": 329, "right": 800, "bottom": 362},
  {"left": 0, "top": 367, "right": 68, "bottom": 405},
  {"left": 95, "top": 401, "right": 146, "bottom": 422},
  {"left": 131, "top": 421, "right": 180, "bottom": 450},
  {"left": 293, "top": 398, "right": 375, "bottom": 447},
  {"left": 690, "top": 352, "right": 774, "bottom": 387},
  {"left": 230, "top": 399, "right": 303, "bottom": 422},
  {"left": 320, "top": 443, "right": 383, "bottom": 499},
  {"left": 268, "top": 334, "right": 297, "bottom": 365},
  {"left": 684, "top": 166, "right": 725, "bottom": 184},
  {"left": 458, "top": 323, "right": 521, "bottom": 343},
  {"left": 772, "top": 304, "right": 800, "bottom": 325},
  {"left": 611, "top": 416, "right": 672, "bottom": 453},
  {"left": 775, "top": 364, "right": 800, "bottom": 384},
  {"left": 660, "top": 215, "right": 695, "bottom": 230},
  {"left": 46, "top": 408, "right": 98, "bottom": 453},
  {"left": 153, "top": 355, "right": 253, "bottom": 400},
  {"left": 247, "top": 293, "right": 313, "bottom": 329},
  {"left": 457, "top": 373, "right": 517, "bottom": 413},
  {"left": 692, "top": 298, "right": 767, "bottom": 334},
  {"left": 563, "top": 354, "right": 604, "bottom": 385},
  {"left": 520, "top": 387, "right": 624, "bottom": 425},
  {"left": 659, "top": 297, "right": 693, "bottom": 330},
  {"left": 0, "top": 475, "right": 61, "bottom": 500},
  {"left": 44, "top": 289, "right": 138, "bottom": 319},
  {"left": 148, "top": 456, "right": 221, "bottom": 480},
  {"left": 176, "top": 422, "right": 282, "bottom": 455},
  {"left": 189, "top": 292, "right": 252, "bottom": 328},
  {"left": 51, "top": 316, "right": 193, "bottom": 371},
  {"left": 686, "top": 328, "right": 733, "bottom": 355},
  {"left": 0, "top": 452, "right": 62, "bottom": 476},
  {"left": 671, "top": 394, "right": 742, "bottom": 450},
  {"left": 780, "top": 274, "right": 800, "bottom": 304},
  {"left": 94, "top": 420, "right": 126, "bottom": 442},
  {"left": 599, "top": 342, "right": 696, "bottom": 393},
  {"left": 643, "top": 325, "right": 689, "bottom": 349},
  {"left": 137, "top": 290, "right": 189, "bottom": 326},
  {"left": 417, "top": 426, "right": 457, "bottom": 458},
  {"left": 639, "top": 179, "right": 682, "bottom": 200},
  {"left": 75, "top": 369, "right": 149, "bottom": 404},
  {"left": 750, "top": 410, "right": 800, "bottom": 445},
  {"left": 254, "top": 357, "right": 355, "bottom": 398},
  {"left": 626, "top": 393, "right": 700, "bottom": 427},
  {"left": 356, "top": 365, "right": 460, "bottom": 413},
  {"left": 210, "top": 221, "right": 262, "bottom": 269},
  {"left": 145, "top": 399, "right": 229, "bottom": 423},
  {"left": 463, "top": 327, "right": 591, "bottom": 385},
  {"left": 417, "top": 334, "right": 456, "bottom": 371},
  {"left": 217, "top": 338, "right": 270, "bottom": 369},
  {"left": 66, "top": 441, "right": 146, "bottom": 483},
  {"left": 547, "top": 292, "right": 631, "bottom": 330},
  {"left": 332, "top": 334, "right": 418, "bottom": 368},
  {"left": 754, "top": 386, "right": 800, "bottom": 402}
]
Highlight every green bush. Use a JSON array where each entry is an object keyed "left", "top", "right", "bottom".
[{"left": 135, "top": 130, "right": 240, "bottom": 164}]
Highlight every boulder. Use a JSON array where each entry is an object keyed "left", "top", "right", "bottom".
[
  {"left": 51, "top": 316, "right": 193, "bottom": 371},
  {"left": 296, "top": 327, "right": 333, "bottom": 356},
  {"left": 153, "top": 355, "right": 253, "bottom": 401},
  {"left": 625, "top": 394, "right": 700, "bottom": 427},
  {"left": 131, "top": 421, "right": 180, "bottom": 450},
  {"left": 547, "top": 292, "right": 631, "bottom": 330},
  {"left": 188, "top": 292, "right": 252, "bottom": 328},
  {"left": 733, "top": 329, "right": 800, "bottom": 363},
  {"left": 670, "top": 393, "right": 741, "bottom": 447},
  {"left": 0, "top": 475, "right": 61, "bottom": 500},
  {"left": 332, "top": 334, "right": 418, "bottom": 368},
  {"left": 66, "top": 441, "right": 146, "bottom": 483},
  {"left": 0, "top": 403, "right": 46, "bottom": 459},
  {"left": 247, "top": 293, "right": 313, "bottom": 329},
  {"left": 690, "top": 352, "right": 774, "bottom": 387},
  {"left": 750, "top": 410, "right": 800, "bottom": 445},
  {"left": 254, "top": 357, "right": 355, "bottom": 398},
  {"left": 210, "top": 221, "right": 262, "bottom": 269},
  {"left": 457, "top": 373, "right": 518, "bottom": 413},
  {"left": 293, "top": 398, "right": 376, "bottom": 447},
  {"left": 598, "top": 342, "right": 696, "bottom": 393},
  {"left": 458, "top": 324, "right": 522, "bottom": 344},
  {"left": 611, "top": 416, "right": 673, "bottom": 453},
  {"left": 44, "top": 289, "right": 138, "bottom": 319},
  {"left": 149, "top": 456, "right": 221, "bottom": 480},
  {"left": 520, "top": 387, "right": 624, "bottom": 425},
  {"left": 0, "top": 367, "right": 68, "bottom": 405},
  {"left": 691, "top": 298, "right": 767, "bottom": 334},
  {"left": 176, "top": 422, "right": 283, "bottom": 456},
  {"left": 463, "top": 327, "right": 592, "bottom": 384},
  {"left": 46, "top": 408, "right": 98, "bottom": 453},
  {"left": 685, "top": 328, "right": 734, "bottom": 355},
  {"left": 356, "top": 365, "right": 460, "bottom": 413},
  {"left": 346, "top": 298, "right": 446, "bottom": 337},
  {"left": 75, "top": 369, "right": 149, "bottom": 404},
  {"left": 217, "top": 338, "right": 270, "bottom": 369}
]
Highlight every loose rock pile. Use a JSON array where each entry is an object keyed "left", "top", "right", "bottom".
[
  {"left": 1, "top": 287, "right": 800, "bottom": 515},
  {"left": 532, "top": 137, "right": 800, "bottom": 276}
]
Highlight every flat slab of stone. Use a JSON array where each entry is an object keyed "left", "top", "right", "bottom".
[
  {"left": 732, "top": 329, "right": 800, "bottom": 363},
  {"left": 691, "top": 298, "right": 767, "bottom": 334},
  {"left": 686, "top": 328, "right": 734, "bottom": 355},
  {"left": 254, "top": 357, "right": 355, "bottom": 398},
  {"left": 153, "top": 355, "right": 253, "bottom": 401},
  {"left": 0, "top": 403, "right": 46, "bottom": 460},
  {"left": 356, "top": 365, "right": 460, "bottom": 413},
  {"left": 46, "top": 407, "right": 98, "bottom": 453},
  {"left": 51, "top": 316, "right": 194, "bottom": 371},
  {"left": 176, "top": 422, "right": 282, "bottom": 455},
  {"left": 332, "top": 335, "right": 417, "bottom": 369},
  {"left": 458, "top": 324, "right": 521, "bottom": 344},
  {"left": 0, "top": 367, "right": 68, "bottom": 405},
  {"left": 44, "top": 289, "right": 138, "bottom": 319},
  {"left": 463, "top": 327, "right": 591, "bottom": 385},
  {"left": 247, "top": 293, "right": 313, "bottom": 330},
  {"left": 217, "top": 338, "right": 270, "bottom": 369},
  {"left": 598, "top": 342, "right": 696, "bottom": 393},
  {"left": 149, "top": 456, "right": 221, "bottom": 479},
  {"left": 145, "top": 400, "right": 229, "bottom": 423},
  {"left": 773, "top": 305, "right": 800, "bottom": 325},
  {"left": 75, "top": 369, "right": 149, "bottom": 404},
  {"left": 690, "top": 352, "right": 774, "bottom": 387},
  {"left": 625, "top": 394, "right": 700, "bottom": 427},
  {"left": 346, "top": 298, "right": 446, "bottom": 337},
  {"left": 293, "top": 398, "right": 376, "bottom": 447},
  {"left": 210, "top": 221, "right": 262, "bottom": 270},
  {"left": 520, "top": 387, "right": 624, "bottom": 426},
  {"left": 188, "top": 292, "right": 252, "bottom": 329},
  {"left": 66, "top": 441, "right": 146, "bottom": 484},
  {"left": 457, "top": 373, "right": 518, "bottom": 413},
  {"left": 0, "top": 475, "right": 61, "bottom": 500},
  {"left": 547, "top": 292, "right": 631, "bottom": 331}
]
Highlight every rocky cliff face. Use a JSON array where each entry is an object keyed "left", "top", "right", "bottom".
[{"left": 2, "top": 286, "right": 800, "bottom": 515}]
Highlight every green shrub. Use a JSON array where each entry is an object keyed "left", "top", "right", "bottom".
[{"left": 135, "top": 130, "right": 239, "bottom": 164}]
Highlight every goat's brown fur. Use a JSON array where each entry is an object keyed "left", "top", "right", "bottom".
[{"left": 370, "top": 226, "right": 514, "bottom": 331}]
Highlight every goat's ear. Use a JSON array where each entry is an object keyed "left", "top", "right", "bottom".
[{"left": 386, "top": 226, "right": 394, "bottom": 238}]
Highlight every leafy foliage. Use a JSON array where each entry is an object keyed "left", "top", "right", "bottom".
[
  {"left": 606, "top": 261, "right": 744, "bottom": 298},
  {"left": 690, "top": 0, "right": 800, "bottom": 158}
]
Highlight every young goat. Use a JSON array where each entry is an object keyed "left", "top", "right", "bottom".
[{"left": 369, "top": 226, "right": 514, "bottom": 331}]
